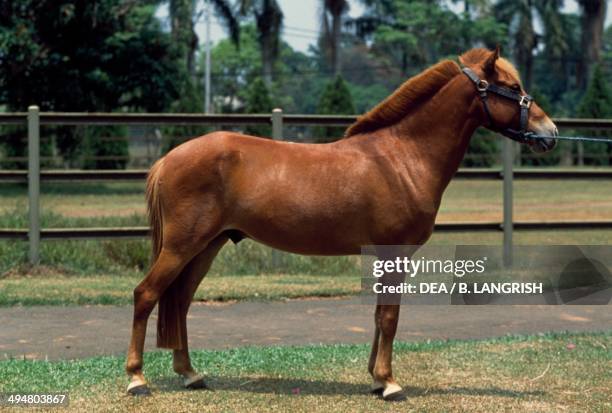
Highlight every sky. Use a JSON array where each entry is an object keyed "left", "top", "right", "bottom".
[{"left": 157, "top": 1, "right": 612, "bottom": 54}]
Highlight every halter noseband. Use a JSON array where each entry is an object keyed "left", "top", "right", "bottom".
[{"left": 462, "top": 67, "right": 534, "bottom": 143}]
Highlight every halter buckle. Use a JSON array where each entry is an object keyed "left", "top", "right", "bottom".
[
  {"left": 519, "top": 95, "right": 532, "bottom": 108},
  {"left": 476, "top": 80, "right": 489, "bottom": 92}
]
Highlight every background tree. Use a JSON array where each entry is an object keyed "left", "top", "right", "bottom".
[
  {"left": 576, "top": 0, "right": 607, "bottom": 90},
  {"left": 462, "top": 130, "right": 500, "bottom": 167},
  {"left": 577, "top": 64, "right": 612, "bottom": 165},
  {"left": 0, "top": 0, "right": 182, "bottom": 168},
  {"left": 169, "top": 0, "right": 199, "bottom": 83},
  {"left": 351, "top": 0, "right": 505, "bottom": 76},
  {"left": 315, "top": 75, "right": 355, "bottom": 142},
  {"left": 169, "top": 0, "right": 240, "bottom": 82},
  {"left": 244, "top": 77, "right": 273, "bottom": 136},
  {"left": 239, "top": 0, "right": 284, "bottom": 85},
  {"left": 495, "top": 0, "right": 567, "bottom": 89},
  {"left": 320, "top": 0, "right": 349, "bottom": 75},
  {"left": 83, "top": 126, "right": 130, "bottom": 169}
]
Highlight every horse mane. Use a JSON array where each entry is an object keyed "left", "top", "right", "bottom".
[{"left": 344, "top": 59, "right": 462, "bottom": 137}]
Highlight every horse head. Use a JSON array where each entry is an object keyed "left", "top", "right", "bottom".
[{"left": 460, "top": 47, "right": 558, "bottom": 153}]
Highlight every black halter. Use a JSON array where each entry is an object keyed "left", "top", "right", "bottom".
[{"left": 462, "top": 67, "right": 534, "bottom": 143}]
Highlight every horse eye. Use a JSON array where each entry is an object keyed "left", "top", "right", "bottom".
[{"left": 511, "top": 84, "right": 521, "bottom": 91}]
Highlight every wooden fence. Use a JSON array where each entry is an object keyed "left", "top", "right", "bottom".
[{"left": 1, "top": 107, "right": 611, "bottom": 265}]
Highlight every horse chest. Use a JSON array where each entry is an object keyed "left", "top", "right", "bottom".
[{"left": 369, "top": 197, "right": 439, "bottom": 245}]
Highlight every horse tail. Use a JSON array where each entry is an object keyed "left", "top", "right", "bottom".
[
  {"left": 146, "top": 157, "right": 164, "bottom": 264},
  {"left": 147, "top": 157, "right": 185, "bottom": 349}
]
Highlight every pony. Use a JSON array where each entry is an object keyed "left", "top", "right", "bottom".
[{"left": 125, "top": 47, "right": 557, "bottom": 400}]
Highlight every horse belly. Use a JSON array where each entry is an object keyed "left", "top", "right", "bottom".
[{"left": 231, "top": 191, "right": 373, "bottom": 255}]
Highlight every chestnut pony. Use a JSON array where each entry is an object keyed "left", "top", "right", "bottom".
[{"left": 126, "top": 48, "right": 557, "bottom": 399}]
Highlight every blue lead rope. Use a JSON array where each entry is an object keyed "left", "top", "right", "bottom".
[{"left": 525, "top": 134, "right": 612, "bottom": 144}]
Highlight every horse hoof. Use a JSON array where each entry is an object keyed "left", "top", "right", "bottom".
[
  {"left": 184, "top": 374, "right": 208, "bottom": 390},
  {"left": 382, "top": 383, "right": 405, "bottom": 402},
  {"left": 370, "top": 380, "right": 384, "bottom": 395},
  {"left": 127, "top": 383, "right": 151, "bottom": 396}
]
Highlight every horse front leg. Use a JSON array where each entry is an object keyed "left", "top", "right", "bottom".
[
  {"left": 368, "top": 306, "right": 382, "bottom": 394},
  {"left": 372, "top": 304, "right": 404, "bottom": 401}
]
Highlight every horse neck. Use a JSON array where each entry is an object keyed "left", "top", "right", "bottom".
[{"left": 388, "top": 74, "right": 482, "bottom": 194}]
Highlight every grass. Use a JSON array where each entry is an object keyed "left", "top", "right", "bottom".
[
  {"left": 0, "top": 273, "right": 360, "bottom": 306},
  {"left": 0, "top": 332, "right": 609, "bottom": 412}
]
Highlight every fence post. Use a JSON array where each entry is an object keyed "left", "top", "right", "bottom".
[
  {"left": 28, "top": 106, "right": 41, "bottom": 265},
  {"left": 270, "top": 109, "right": 283, "bottom": 270},
  {"left": 502, "top": 138, "right": 514, "bottom": 267},
  {"left": 272, "top": 108, "right": 283, "bottom": 140}
]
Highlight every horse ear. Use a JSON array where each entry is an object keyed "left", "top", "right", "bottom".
[{"left": 483, "top": 45, "right": 500, "bottom": 75}]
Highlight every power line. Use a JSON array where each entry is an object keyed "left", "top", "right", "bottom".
[
  {"left": 208, "top": 18, "right": 321, "bottom": 40},
  {"left": 284, "top": 25, "right": 320, "bottom": 34}
]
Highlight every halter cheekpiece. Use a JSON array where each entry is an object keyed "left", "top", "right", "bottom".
[{"left": 462, "top": 67, "right": 534, "bottom": 143}]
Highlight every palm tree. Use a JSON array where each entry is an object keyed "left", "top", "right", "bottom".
[
  {"left": 577, "top": 0, "right": 607, "bottom": 90},
  {"left": 320, "top": 0, "right": 349, "bottom": 75},
  {"left": 239, "top": 0, "right": 284, "bottom": 85},
  {"left": 495, "top": 0, "right": 567, "bottom": 90},
  {"left": 169, "top": 0, "right": 240, "bottom": 83},
  {"left": 169, "top": 0, "right": 198, "bottom": 82}
]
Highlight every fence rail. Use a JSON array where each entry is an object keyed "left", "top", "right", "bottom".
[
  {"left": 2, "top": 112, "right": 612, "bottom": 128},
  {"left": 3, "top": 220, "right": 612, "bottom": 241},
  {"left": 2, "top": 168, "right": 612, "bottom": 183},
  {"left": 1, "top": 107, "right": 611, "bottom": 266}
]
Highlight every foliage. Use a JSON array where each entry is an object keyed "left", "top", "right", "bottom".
[
  {"left": 0, "top": 0, "right": 608, "bottom": 167},
  {"left": 462, "top": 129, "right": 499, "bottom": 167},
  {"left": 83, "top": 126, "right": 129, "bottom": 170},
  {"left": 160, "top": 75, "right": 207, "bottom": 154},
  {"left": 531, "top": 13, "right": 581, "bottom": 112},
  {"left": 495, "top": 0, "right": 568, "bottom": 89},
  {"left": 238, "top": 0, "right": 284, "bottom": 84},
  {"left": 577, "top": 64, "right": 612, "bottom": 165},
  {"left": 319, "top": 0, "right": 349, "bottom": 74},
  {"left": 315, "top": 75, "right": 355, "bottom": 141},
  {"left": 209, "top": 25, "right": 262, "bottom": 112},
  {"left": 0, "top": 0, "right": 182, "bottom": 167},
  {"left": 244, "top": 77, "right": 273, "bottom": 136},
  {"left": 359, "top": 0, "right": 506, "bottom": 75},
  {"left": 0, "top": 126, "right": 54, "bottom": 169},
  {"left": 578, "top": 64, "right": 612, "bottom": 120}
]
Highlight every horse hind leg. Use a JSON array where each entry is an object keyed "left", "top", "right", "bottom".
[
  {"left": 170, "top": 234, "right": 229, "bottom": 389},
  {"left": 125, "top": 247, "right": 194, "bottom": 395}
]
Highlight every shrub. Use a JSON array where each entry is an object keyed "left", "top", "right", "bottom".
[{"left": 315, "top": 75, "right": 355, "bottom": 142}]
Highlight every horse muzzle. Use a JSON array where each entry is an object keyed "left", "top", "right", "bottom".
[{"left": 528, "top": 121, "right": 558, "bottom": 153}]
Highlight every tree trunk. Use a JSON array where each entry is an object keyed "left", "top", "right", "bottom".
[
  {"left": 255, "top": 0, "right": 283, "bottom": 86},
  {"left": 514, "top": 8, "right": 536, "bottom": 90},
  {"left": 577, "top": 0, "right": 607, "bottom": 90},
  {"left": 187, "top": 27, "right": 199, "bottom": 83},
  {"left": 331, "top": 12, "right": 342, "bottom": 75},
  {"left": 261, "top": 32, "right": 274, "bottom": 85},
  {"left": 170, "top": 0, "right": 198, "bottom": 82}
]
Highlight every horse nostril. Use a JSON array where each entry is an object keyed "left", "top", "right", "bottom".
[{"left": 553, "top": 127, "right": 559, "bottom": 137}]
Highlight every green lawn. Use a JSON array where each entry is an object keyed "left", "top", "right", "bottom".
[
  {"left": 0, "top": 332, "right": 609, "bottom": 412},
  {"left": 0, "top": 273, "right": 360, "bottom": 306}
]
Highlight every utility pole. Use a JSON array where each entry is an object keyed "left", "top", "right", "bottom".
[{"left": 204, "top": 0, "right": 212, "bottom": 113}]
